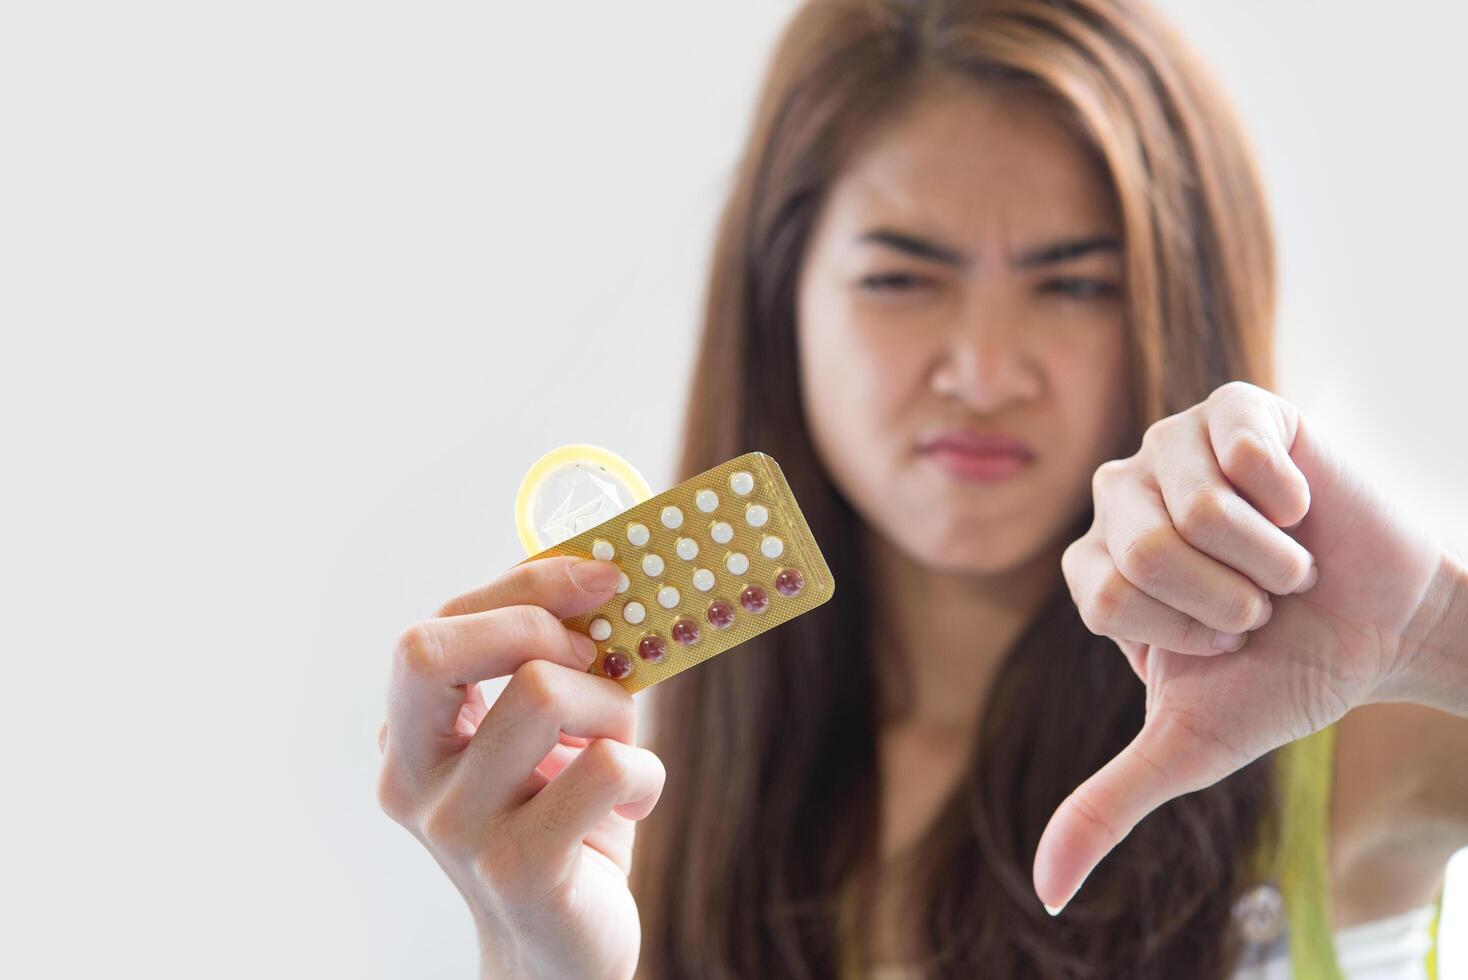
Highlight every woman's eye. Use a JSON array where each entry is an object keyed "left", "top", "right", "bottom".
[
  {"left": 857, "top": 272, "right": 931, "bottom": 292},
  {"left": 1039, "top": 278, "right": 1120, "bottom": 300}
]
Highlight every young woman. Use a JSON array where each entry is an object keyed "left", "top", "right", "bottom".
[{"left": 376, "top": 1, "right": 1468, "bottom": 976}]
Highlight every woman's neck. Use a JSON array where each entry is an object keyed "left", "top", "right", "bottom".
[{"left": 865, "top": 528, "right": 1063, "bottom": 734}]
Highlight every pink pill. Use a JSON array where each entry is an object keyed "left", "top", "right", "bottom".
[
  {"left": 671, "top": 618, "right": 701, "bottom": 646},
  {"left": 637, "top": 634, "right": 667, "bottom": 663},
  {"left": 707, "top": 600, "right": 735, "bottom": 629},
  {"left": 775, "top": 568, "right": 804, "bottom": 597},
  {"left": 739, "top": 584, "right": 768, "bottom": 614},
  {"left": 601, "top": 650, "right": 632, "bottom": 680}
]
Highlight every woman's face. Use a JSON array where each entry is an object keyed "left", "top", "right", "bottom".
[{"left": 797, "top": 75, "right": 1135, "bottom": 576}]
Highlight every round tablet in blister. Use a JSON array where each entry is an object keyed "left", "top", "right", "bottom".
[
  {"left": 672, "top": 618, "right": 700, "bottom": 645},
  {"left": 775, "top": 567, "right": 804, "bottom": 596},
  {"left": 638, "top": 634, "right": 667, "bottom": 663},
  {"left": 740, "top": 585, "right": 768, "bottom": 613},
  {"left": 729, "top": 471, "right": 755, "bottom": 496},
  {"left": 710, "top": 521, "right": 734, "bottom": 544},
  {"left": 707, "top": 600, "right": 735, "bottom": 629},
  {"left": 515, "top": 445, "right": 652, "bottom": 555},
  {"left": 602, "top": 650, "right": 632, "bottom": 680}
]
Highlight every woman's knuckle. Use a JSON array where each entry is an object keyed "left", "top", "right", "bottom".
[
  {"left": 1142, "top": 415, "right": 1181, "bottom": 451},
  {"left": 1177, "top": 489, "right": 1228, "bottom": 548},
  {"left": 580, "top": 739, "right": 631, "bottom": 788},
  {"left": 1177, "top": 616, "right": 1212, "bottom": 652},
  {"left": 511, "top": 604, "right": 566, "bottom": 653},
  {"left": 1084, "top": 572, "right": 1129, "bottom": 634},
  {"left": 395, "top": 621, "right": 443, "bottom": 676},
  {"left": 1210, "top": 380, "right": 1255, "bottom": 405},
  {"left": 1061, "top": 541, "right": 1093, "bottom": 610},
  {"left": 1220, "top": 433, "right": 1273, "bottom": 483},
  {"left": 1219, "top": 590, "right": 1263, "bottom": 634},
  {"left": 510, "top": 659, "right": 562, "bottom": 719},
  {"left": 1118, "top": 526, "right": 1171, "bottom": 589},
  {"left": 376, "top": 765, "right": 416, "bottom": 825},
  {"left": 1091, "top": 459, "right": 1124, "bottom": 497}
]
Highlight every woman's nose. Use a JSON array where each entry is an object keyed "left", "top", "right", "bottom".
[{"left": 928, "top": 300, "right": 1042, "bottom": 412}]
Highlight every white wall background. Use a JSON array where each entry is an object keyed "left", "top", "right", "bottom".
[{"left": 1, "top": 1, "right": 1463, "bottom": 976}]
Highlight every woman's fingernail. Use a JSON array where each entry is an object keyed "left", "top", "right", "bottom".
[
  {"left": 569, "top": 558, "right": 621, "bottom": 591},
  {"left": 1213, "top": 631, "right": 1247, "bottom": 653},
  {"left": 1250, "top": 597, "right": 1273, "bottom": 631},
  {"left": 1293, "top": 561, "right": 1318, "bottom": 594},
  {"left": 571, "top": 632, "right": 598, "bottom": 666},
  {"left": 1044, "top": 867, "right": 1090, "bottom": 916}
]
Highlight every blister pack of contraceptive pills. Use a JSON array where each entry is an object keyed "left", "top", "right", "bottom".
[{"left": 518, "top": 451, "right": 835, "bottom": 693}]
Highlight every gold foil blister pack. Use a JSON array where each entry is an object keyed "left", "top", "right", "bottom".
[{"left": 518, "top": 451, "right": 835, "bottom": 693}]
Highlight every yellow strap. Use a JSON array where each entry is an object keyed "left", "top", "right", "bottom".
[
  {"left": 1425, "top": 885, "right": 1443, "bottom": 980},
  {"left": 1276, "top": 724, "right": 1445, "bottom": 979},
  {"left": 1278, "top": 724, "right": 1345, "bottom": 980}
]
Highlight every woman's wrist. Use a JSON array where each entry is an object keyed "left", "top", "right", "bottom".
[
  {"left": 1382, "top": 548, "right": 1468, "bottom": 715},
  {"left": 476, "top": 919, "right": 529, "bottom": 980}
]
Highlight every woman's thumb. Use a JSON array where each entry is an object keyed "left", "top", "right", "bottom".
[{"left": 1031, "top": 714, "right": 1224, "bottom": 914}]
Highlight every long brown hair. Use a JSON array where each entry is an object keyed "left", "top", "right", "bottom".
[{"left": 631, "top": 1, "right": 1279, "bottom": 976}]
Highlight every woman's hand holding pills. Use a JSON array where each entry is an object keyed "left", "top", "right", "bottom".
[
  {"left": 376, "top": 556, "right": 663, "bottom": 980},
  {"left": 1033, "top": 381, "right": 1451, "bottom": 914}
]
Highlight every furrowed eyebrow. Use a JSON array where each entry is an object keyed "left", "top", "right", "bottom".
[
  {"left": 856, "top": 228, "right": 1121, "bottom": 270},
  {"left": 856, "top": 229, "right": 967, "bottom": 267},
  {"left": 1014, "top": 235, "right": 1121, "bottom": 268}
]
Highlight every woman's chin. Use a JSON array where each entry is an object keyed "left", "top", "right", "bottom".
[{"left": 888, "top": 523, "right": 1050, "bottom": 578}]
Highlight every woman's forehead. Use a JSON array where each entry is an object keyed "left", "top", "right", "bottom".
[{"left": 823, "top": 83, "right": 1119, "bottom": 248}]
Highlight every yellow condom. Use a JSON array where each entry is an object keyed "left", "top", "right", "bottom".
[{"left": 514, "top": 444, "right": 653, "bottom": 555}]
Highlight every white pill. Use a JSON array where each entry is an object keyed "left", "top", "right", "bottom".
[
  {"left": 642, "top": 553, "right": 665, "bottom": 578},
  {"left": 760, "top": 535, "right": 784, "bottom": 559},
  {"left": 623, "top": 601, "right": 646, "bottom": 625},
  {"left": 692, "top": 568, "right": 715, "bottom": 591},
  {"left": 745, "top": 504, "right": 769, "bottom": 528},
  {"left": 626, "top": 523, "right": 650, "bottom": 547},
  {"left": 616, "top": 571, "right": 630, "bottom": 594},
  {"left": 710, "top": 521, "right": 734, "bottom": 544},
  {"left": 696, "top": 489, "right": 719, "bottom": 513},
  {"left": 729, "top": 471, "right": 755, "bottom": 496},
  {"left": 591, "top": 539, "right": 615, "bottom": 561},
  {"left": 675, "top": 536, "right": 699, "bottom": 561},
  {"left": 657, "top": 585, "right": 681, "bottom": 609},
  {"left": 588, "top": 618, "right": 612, "bottom": 642},
  {"left": 661, "top": 506, "right": 684, "bottom": 529},
  {"left": 726, "top": 552, "right": 749, "bottom": 575}
]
